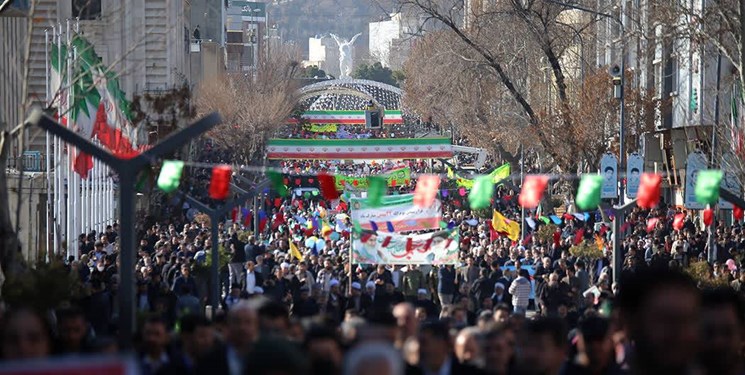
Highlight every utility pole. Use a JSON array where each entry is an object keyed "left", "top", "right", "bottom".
[
  {"left": 30, "top": 110, "right": 221, "bottom": 351},
  {"left": 180, "top": 179, "right": 269, "bottom": 309}
]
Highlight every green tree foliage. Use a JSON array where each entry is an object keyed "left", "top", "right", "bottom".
[
  {"left": 300, "top": 65, "right": 329, "bottom": 78},
  {"left": 352, "top": 62, "right": 398, "bottom": 87}
]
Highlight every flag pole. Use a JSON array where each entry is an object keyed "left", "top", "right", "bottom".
[
  {"left": 56, "top": 23, "right": 63, "bottom": 258},
  {"left": 45, "top": 27, "right": 52, "bottom": 262},
  {"left": 65, "top": 18, "right": 74, "bottom": 258}
]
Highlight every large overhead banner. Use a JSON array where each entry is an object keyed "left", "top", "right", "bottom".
[
  {"left": 288, "top": 110, "right": 404, "bottom": 124},
  {"left": 267, "top": 138, "right": 453, "bottom": 160},
  {"left": 350, "top": 194, "right": 441, "bottom": 232},
  {"left": 351, "top": 229, "right": 460, "bottom": 265}
]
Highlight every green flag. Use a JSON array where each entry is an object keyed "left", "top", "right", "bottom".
[
  {"left": 157, "top": 160, "right": 184, "bottom": 193},
  {"left": 695, "top": 170, "right": 723, "bottom": 205},
  {"left": 468, "top": 175, "right": 493, "bottom": 209},
  {"left": 539, "top": 216, "right": 551, "bottom": 224},
  {"left": 267, "top": 170, "right": 288, "bottom": 197},
  {"left": 367, "top": 176, "right": 387, "bottom": 207},
  {"left": 576, "top": 175, "right": 603, "bottom": 210}
]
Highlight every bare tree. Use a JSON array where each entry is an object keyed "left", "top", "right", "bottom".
[{"left": 194, "top": 45, "right": 302, "bottom": 164}]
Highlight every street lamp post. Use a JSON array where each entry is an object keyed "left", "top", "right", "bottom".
[{"left": 544, "top": 0, "right": 626, "bottom": 287}]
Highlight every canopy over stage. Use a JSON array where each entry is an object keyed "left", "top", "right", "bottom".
[{"left": 266, "top": 138, "right": 453, "bottom": 160}]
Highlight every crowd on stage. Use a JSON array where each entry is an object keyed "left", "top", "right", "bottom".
[
  {"left": 280, "top": 123, "right": 419, "bottom": 140},
  {"left": 0, "top": 134, "right": 744, "bottom": 375}
]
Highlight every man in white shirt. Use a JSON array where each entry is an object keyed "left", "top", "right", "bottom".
[{"left": 243, "top": 261, "right": 263, "bottom": 295}]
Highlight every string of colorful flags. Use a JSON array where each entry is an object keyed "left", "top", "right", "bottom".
[{"left": 155, "top": 160, "right": 741, "bottom": 229}]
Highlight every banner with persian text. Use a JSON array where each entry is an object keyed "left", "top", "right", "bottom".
[
  {"left": 351, "top": 229, "right": 459, "bottom": 265},
  {"left": 350, "top": 194, "right": 441, "bottom": 232}
]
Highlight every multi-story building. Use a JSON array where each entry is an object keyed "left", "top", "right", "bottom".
[
  {"left": 368, "top": 12, "right": 430, "bottom": 70},
  {"left": 225, "top": 0, "right": 266, "bottom": 73},
  {"left": 306, "top": 35, "right": 344, "bottom": 78},
  {"left": 0, "top": 0, "right": 194, "bottom": 156}
]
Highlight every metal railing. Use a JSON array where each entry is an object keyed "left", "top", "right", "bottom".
[{"left": 9, "top": 151, "right": 45, "bottom": 172}]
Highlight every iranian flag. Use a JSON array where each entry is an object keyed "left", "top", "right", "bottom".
[{"left": 50, "top": 36, "right": 142, "bottom": 178}]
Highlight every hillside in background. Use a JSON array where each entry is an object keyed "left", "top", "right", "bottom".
[{"left": 268, "top": 0, "right": 397, "bottom": 58}]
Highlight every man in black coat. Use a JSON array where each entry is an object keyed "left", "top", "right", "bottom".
[
  {"left": 406, "top": 321, "right": 486, "bottom": 375},
  {"left": 195, "top": 300, "right": 259, "bottom": 375}
]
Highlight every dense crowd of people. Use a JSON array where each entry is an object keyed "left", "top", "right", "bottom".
[{"left": 1, "top": 127, "right": 744, "bottom": 374}]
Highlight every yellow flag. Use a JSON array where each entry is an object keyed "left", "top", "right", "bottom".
[
  {"left": 492, "top": 210, "right": 509, "bottom": 232},
  {"left": 493, "top": 210, "right": 520, "bottom": 241},
  {"left": 289, "top": 241, "right": 304, "bottom": 261},
  {"left": 504, "top": 219, "right": 520, "bottom": 242},
  {"left": 446, "top": 166, "right": 455, "bottom": 179},
  {"left": 490, "top": 163, "right": 511, "bottom": 184}
]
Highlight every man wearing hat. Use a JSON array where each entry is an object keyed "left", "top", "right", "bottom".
[
  {"left": 413, "top": 288, "right": 437, "bottom": 319},
  {"left": 344, "top": 282, "right": 371, "bottom": 317}
]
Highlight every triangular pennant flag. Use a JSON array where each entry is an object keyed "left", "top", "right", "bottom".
[
  {"left": 468, "top": 175, "right": 493, "bottom": 209},
  {"left": 208, "top": 164, "right": 232, "bottom": 200},
  {"left": 414, "top": 174, "right": 441, "bottom": 208},
  {"left": 735, "top": 206, "right": 744, "bottom": 221},
  {"left": 367, "top": 176, "right": 387, "bottom": 207},
  {"left": 646, "top": 217, "right": 659, "bottom": 232},
  {"left": 539, "top": 216, "right": 550, "bottom": 224},
  {"left": 695, "top": 170, "right": 723, "bottom": 205},
  {"left": 576, "top": 175, "right": 603, "bottom": 211},
  {"left": 386, "top": 221, "right": 395, "bottom": 232},
  {"left": 267, "top": 170, "right": 288, "bottom": 197},
  {"left": 573, "top": 213, "right": 586, "bottom": 221},
  {"left": 549, "top": 215, "right": 562, "bottom": 225},
  {"left": 637, "top": 173, "right": 662, "bottom": 209},
  {"left": 518, "top": 175, "right": 549, "bottom": 209},
  {"left": 673, "top": 213, "right": 685, "bottom": 231},
  {"left": 318, "top": 173, "right": 340, "bottom": 200},
  {"left": 157, "top": 160, "right": 184, "bottom": 193}
]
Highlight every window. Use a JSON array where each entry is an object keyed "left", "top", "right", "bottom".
[{"left": 72, "top": 0, "right": 101, "bottom": 20}]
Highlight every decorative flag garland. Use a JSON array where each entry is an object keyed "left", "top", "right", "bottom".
[
  {"left": 208, "top": 165, "right": 232, "bottom": 200},
  {"left": 157, "top": 160, "right": 184, "bottom": 193}
]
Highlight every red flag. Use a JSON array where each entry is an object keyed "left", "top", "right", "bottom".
[
  {"left": 413, "top": 174, "right": 441, "bottom": 208},
  {"left": 735, "top": 206, "right": 744, "bottom": 221},
  {"left": 703, "top": 208, "right": 714, "bottom": 226},
  {"left": 673, "top": 213, "right": 685, "bottom": 231},
  {"left": 637, "top": 173, "right": 662, "bottom": 209},
  {"left": 318, "top": 173, "right": 340, "bottom": 200},
  {"left": 574, "top": 228, "right": 585, "bottom": 245},
  {"left": 646, "top": 217, "right": 659, "bottom": 232},
  {"left": 208, "top": 165, "right": 232, "bottom": 200},
  {"left": 518, "top": 175, "right": 549, "bottom": 209},
  {"left": 73, "top": 151, "right": 94, "bottom": 179}
]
